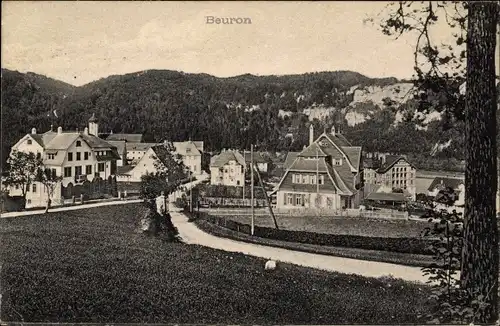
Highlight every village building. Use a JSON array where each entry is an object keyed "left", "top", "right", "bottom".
[
  {"left": 116, "top": 140, "right": 204, "bottom": 183},
  {"left": 7, "top": 114, "right": 121, "bottom": 208},
  {"left": 363, "top": 153, "right": 417, "bottom": 201},
  {"left": 274, "top": 125, "right": 363, "bottom": 210},
  {"left": 243, "top": 151, "right": 270, "bottom": 173},
  {"left": 210, "top": 149, "right": 246, "bottom": 187}
]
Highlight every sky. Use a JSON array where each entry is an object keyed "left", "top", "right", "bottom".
[{"left": 2, "top": 1, "right": 492, "bottom": 87}]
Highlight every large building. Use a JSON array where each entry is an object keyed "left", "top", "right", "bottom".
[
  {"left": 117, "top": 141, "right": 204, "bottom": 182},
  {"left": 7, "top": 114, "right": 121, "bottom": 208},
  {"left": 363, "top": 153, "right": 417, "bottom": 200},
  {"left": 274, "top": 125, "right": 363, "bottom": 210},
  {"left": 210, "top": 149, "right": 246, "bottom": 187}
]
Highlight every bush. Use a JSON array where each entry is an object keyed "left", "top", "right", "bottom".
[{"left": 199, "top": 213, "right": 433, "bottom": 255}]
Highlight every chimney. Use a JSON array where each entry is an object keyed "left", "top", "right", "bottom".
[
  {"left": 331, "top": 125, "right": 336, "bottom": 136},
  {"left": 31, "top": 128, "right": 36, "bottom": 134},
  {"left": 50, "top": 124, "right": 54, "bottom": 132},
  {"left": 309, "top": 124, "right": 314, "bottom": 145},
  {"left": 57, "top": 126, "right": 63, "bottom": 134},
  {"left": 84, "top": 127, "right": 89, "bottom": 135}
]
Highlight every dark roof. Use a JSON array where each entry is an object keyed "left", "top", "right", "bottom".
[
  {"left": 298, "top": 143, "right": 328, "bottom": 157},
  {"left": 365, "top": 192, "right": 408, "bottom": 202},
  {"left": 210, "top": 150, "right": 245, "bottom": 168},
  {"left": 428, "top": 177, "right": 464, "bottom": 192},
  {"left": 243, "top": 152, "right": 269, "bottom": 164},
  {"left": 106, "top": 140, "right": 126, "bottom": 154},
  {"left": 377, "top": 155, "right": 414, "bottom": 173},
  {"left": 284, "top": 152, "right": 299, "bottom": 170},
  {"left": 117, "top": 165, "right": 134, "bottom": 175},
  {"left": 103, "top": 133, "right": 143, "bottom": 143}
]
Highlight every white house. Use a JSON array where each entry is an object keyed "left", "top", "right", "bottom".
[
  {"left": 243, "top": 151, "right": 270, "bottom": 173},
  {"left": 116, "top": 143, "right": 194, "bottom": 183},
  {"left": 7, "top": 114, "right": 120, "bottom": 208},
  {"left": 210, "top": 149, "right": 246, "bottom": 187},
  {"left": 172, "top": 141, "right": 204, "bottom": 176}
]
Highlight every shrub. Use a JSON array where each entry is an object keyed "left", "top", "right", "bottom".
[{"left": 199, "top": 212, "right": 433, "bottom": 255}]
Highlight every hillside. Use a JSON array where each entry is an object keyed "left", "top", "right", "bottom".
[{"left": 1, "top": 68, "right": 478, "bottom": 171}]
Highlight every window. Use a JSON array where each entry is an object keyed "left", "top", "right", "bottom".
[
  {"left": 27, "top": 139, "right": 32, "bottom": 145},
  {"left": 76, "top": 140, "right": 82, "bottom": 147},
  {"left": 287, "top": 193, "right": 293, "bottom": 205},
  {"left": 302, "top": 175, "right": 308, "bottom": 184},
  {"left": 75, "top": 166, "right": 82, "bottom": 176},
  {"left": 32, "top": 184, "right": 37, "bottom": 193},
  {"left": 64, "top": 167, "right": 72, "bottom": 177},
  {"left": 47, "top": 153, "right": 56, "bottom": 160},
  {"left": 295, "top": 194, "right": 303, "bottom": 206},
  {"left": 51, "top": 169, "right": 57, "bottom": 178},
  {"left": 84, "top": 152, "right": 89, "bottom": 160},
  {"left": 319, "top": 175, "right": 324, "bottom": 185},
  {"left": 311, "top": 175, "right": 317, "bottom": 184},
  {"left": 15, "top": 184, "right": 19, "bottom": 189},
  {"left": 76, "top": 152, "right": 81, "bottom": 161},
  {"left": 335, "top": 159, "right": 342, "bottom": 166},
  {"left": 36, "top": 153, "right": 41, "bottom": 159},
  {"left": 98, "top": 163, "right": 105, "bottom": 172},
  {"left": 68, "top": 152, "right": 73, "bottom": 161},
  {"left": 86, "top": 165, "right": 92, "bottom": 175}
]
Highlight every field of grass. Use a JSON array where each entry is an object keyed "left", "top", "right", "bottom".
[
  {"left": 1, "top": 203, "right": 431, "bottom": 324},
  {"left": 216, "top": 214, "right": 428, "bottom": 238}
]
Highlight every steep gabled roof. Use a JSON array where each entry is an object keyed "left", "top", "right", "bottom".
[
  {"left": 428, "top": 177, "right": 464, "bottom": 192},
  {"left": 106, "top": 140, "right": 126, "bottom": 154},
  {"left": 283, "top": 152, "right": 299, "bottom": 170},
  {"left": 104, "top": 133, "right": 143, "bottom": 143},
  {"left": 341, "top": 146, "right": 362, "bottom": 171},
  {"left": 243, "top": 151, "right": 269, "bottom": 164},
  {"left": 210, "top": 150, "right": 245, "bottom": 168},
  {"left": 323, "top": 132, "right": 353, "bottom": 147},
  {"left": 298, "top": 142, "right": 328, "bottom": 158},
  {"left": 377, "top": 155, "right": 415, "bottom": 173},
  {"left": 173, "top": 141, "right": 201, "bottom": 156},
  {"left": 126, "top": 142, "right": 159, "bottom": 152}
]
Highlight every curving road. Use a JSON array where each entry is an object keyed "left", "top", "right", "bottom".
[{"left": 170, "top": 211, "right": 431, "bottom": 284}]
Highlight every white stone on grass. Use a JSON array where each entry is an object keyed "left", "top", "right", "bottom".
[{"left": 265, "top": 260, "right": 277, "bottom": 271}]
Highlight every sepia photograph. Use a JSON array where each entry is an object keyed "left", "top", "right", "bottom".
[{"left": 1, "top": 1, "right": 499, "bottom": 324}]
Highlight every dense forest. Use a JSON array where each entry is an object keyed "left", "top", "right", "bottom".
[{"left": 3, "top": 68, "right": 495, "bottom": 172}]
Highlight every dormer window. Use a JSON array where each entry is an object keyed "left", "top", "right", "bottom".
[
  {"left": 76, "top": 141, "right": 82, "bottom": 147},
  {"left": 335, "top": 159, "right": 342, "bottom": 166}
]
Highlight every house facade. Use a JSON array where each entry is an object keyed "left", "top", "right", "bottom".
[
  {"left": 243, "top": 151, "right": 269, "bottom": 173},
  {"left": 363, "top": 153, "right": 417, "bottom": 201},
  {"left": 275, "top": 126, "right": 363, "bottom": 210},
  {"left": 7, "top": 114, "right": 120, "bottom": 208},
  {"left": 172, "top": 141, "right": 204, "bottom": 176},
  {"left": 210, "top": 150, "right": 246, "bottom": 187}
]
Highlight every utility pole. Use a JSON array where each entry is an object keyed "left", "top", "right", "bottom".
[
  {"left": 243, "top": 149, "right": 246, "bottom": 206},
  {"left": 251, "top": 144, "right": 255, "bottom": 236},
  {"left": 189, "top": 172, "right": 193, "bottom": 213}
]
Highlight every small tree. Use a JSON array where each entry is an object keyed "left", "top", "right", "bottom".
[
  {"left": 36, "top": 168, "right": 63, "bottom": 213},
  {"left": 3, "top": 150, "right": 43, "bottom": 209},
  {"left": 139, "top": 142, "right": 189, "bottom": 201}
]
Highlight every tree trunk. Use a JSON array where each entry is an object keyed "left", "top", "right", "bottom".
[
  {"left": 44, "top": 198, "right": 51, "bottom": 214},
  {"left": 460, "top": 2, "right": 499, "bottom": 323}
]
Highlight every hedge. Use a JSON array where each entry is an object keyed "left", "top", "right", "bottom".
[{"left": 201, "top": 213, "right": 434, "bottom": 255}]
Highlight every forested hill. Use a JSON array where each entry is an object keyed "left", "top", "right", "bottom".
[{"left": 1, "top": 68, "right": 474, "bottom": 171}]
